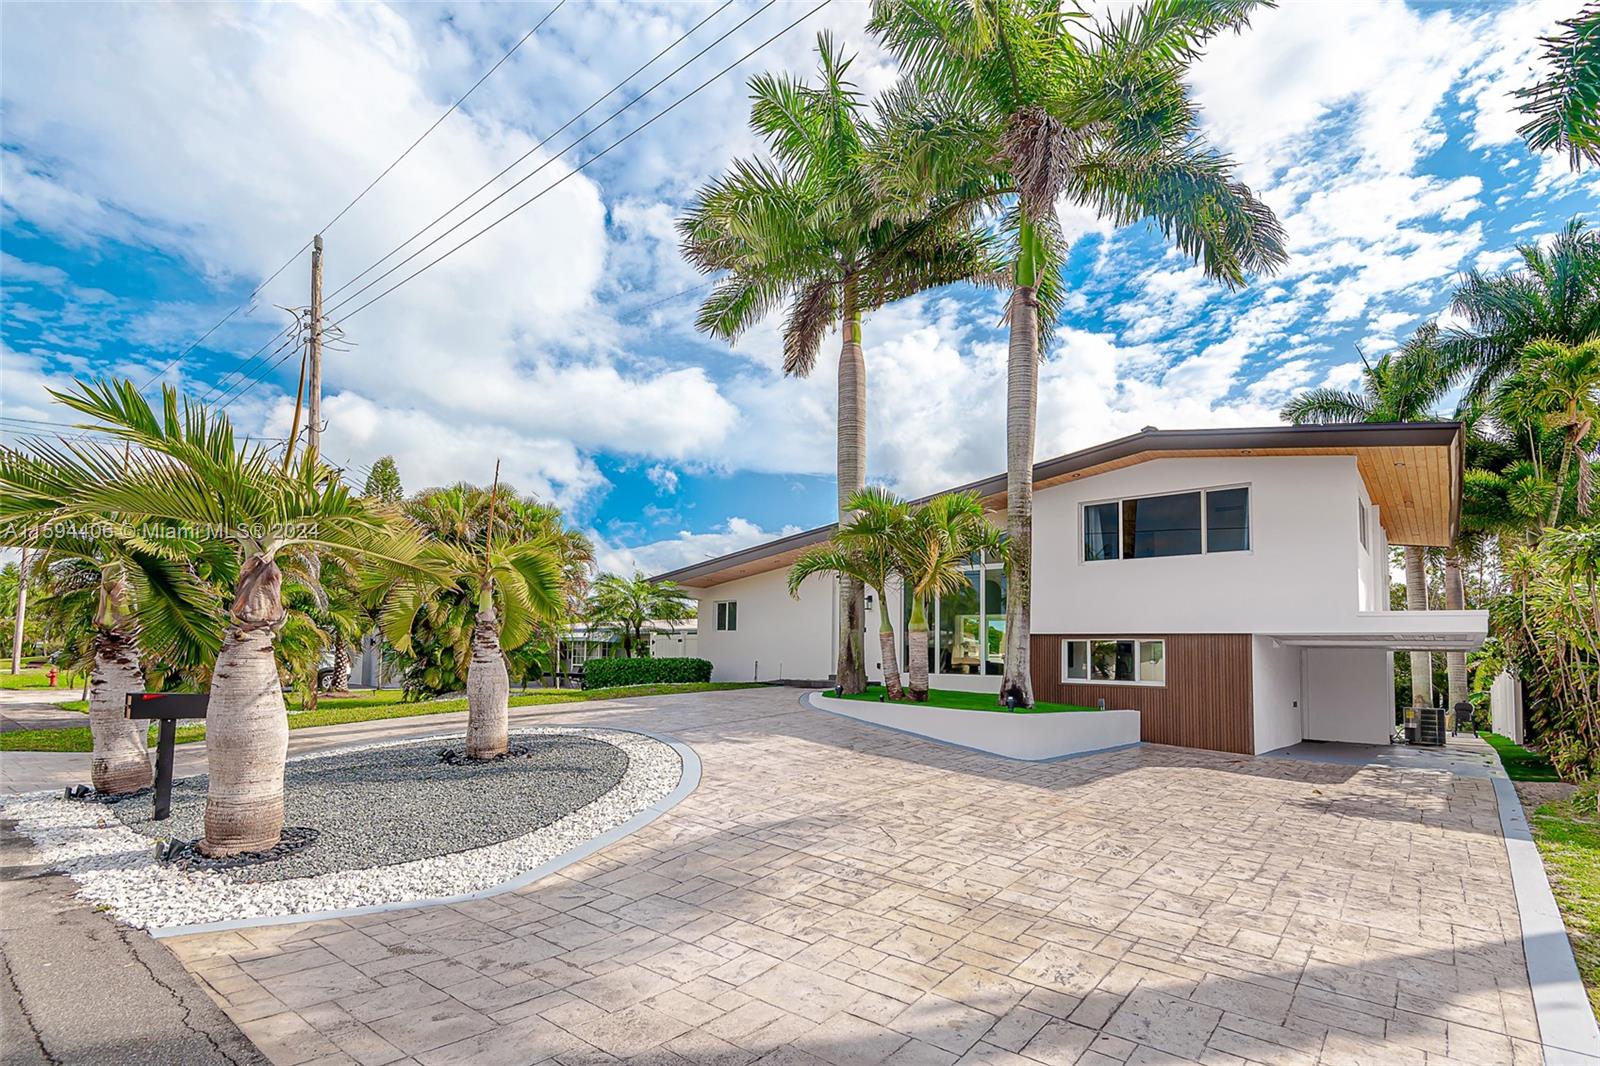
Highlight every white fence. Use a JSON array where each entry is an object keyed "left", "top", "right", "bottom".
[{"left": 1491, "top": 670, "right": 1524, "bottom": 744}]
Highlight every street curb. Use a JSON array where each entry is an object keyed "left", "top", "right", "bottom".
[
  {"left": 1490, "top": 773, "right": 1600, "bottom": 1065},
  {"left": 146, "top": 727, "right": 701, "bottom": 939}
]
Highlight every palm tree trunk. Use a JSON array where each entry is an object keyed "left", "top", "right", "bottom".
[
  {"left": 1549, "top": 439, "right": 1574, "bottom": 526},
  {"left": 1405, "top": 546, "right": 1432, "bottom": 709},
  {"left": 466, "top": 606, "right": 509, "bottom": 759},
  {"left": 877, "top": 608, "right": 905, "bottom": 701},
  {"left": 330, "top": 632, "right": 351, "bottom": 693},
  {"left": 202, "top": 625, "right": 289, "bottom": 856},
  {"left": 87, "top": 625, "right": 151, "bottom": 795},
  {"left": 1444, "top": 550, "right": 1468, "bottom": 715},
  {"left": 906, "top": 593, "right": 930, "bottom": 701},
  {"left": 835, "top": 285, "right": 868, "bottom": 695},
  {"left": 999, "top": 285, "right": 1038, "bottom": 708}
]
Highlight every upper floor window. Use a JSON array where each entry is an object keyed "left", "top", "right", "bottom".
[
  {"left": 1082, "top": 486, "right": 1250, "bottom": 561},
  {"left": 1358, "top": 500, "right": 1369, "bottom": 551},
  {"left": 715, "top": 601, "right": 737, "bottom": 631}
]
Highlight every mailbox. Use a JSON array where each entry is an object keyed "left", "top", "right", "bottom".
[{"left": 125, "top": 693, "right": 209, "bottom": 820}]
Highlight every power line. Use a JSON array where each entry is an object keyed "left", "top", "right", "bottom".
[
  {"left": 138, "top": 3, "right": 568, "bottom": 397},
  {"left": 324, "top": 0, "right": 738, "bottom": 307},
  {"left": 326, "top": 0, "right": 830, "bottom": 330}
]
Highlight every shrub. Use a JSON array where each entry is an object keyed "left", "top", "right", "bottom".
[{"left": 582, "top": 657, "right": 712, "bottom": 689}]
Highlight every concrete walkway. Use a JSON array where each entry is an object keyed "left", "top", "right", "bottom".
[
  {"left": 0, "top": 688, "right": 86, "bottom": 735},
  {"left": 0, "top": 820, "right": 267, "bottom": 1065},
  {"left": 100, "top": 687, "right": 1561, "bottom": 1066}
]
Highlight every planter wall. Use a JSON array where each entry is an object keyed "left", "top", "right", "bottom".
[{"left": 806, "top": 692, "right": 1140, "bottom": 761}]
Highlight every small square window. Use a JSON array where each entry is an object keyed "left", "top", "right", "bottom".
[
  {"left": 1138, "top": 640, "right": 1166, "bottom": 683},
  {"left": 715, "top": 601, "right": 737, "bottom": 631}
]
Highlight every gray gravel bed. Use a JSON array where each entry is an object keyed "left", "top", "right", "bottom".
[{"left": 113, "top": 735, "right": 628, "bottom": 882}]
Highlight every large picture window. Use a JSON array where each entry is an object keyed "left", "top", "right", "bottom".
[
  {"left": 1081, "top": 486, "right": 1249, "bottom": 561},
  {"left": 1061, "top": 638, "right": 1166, "bottom": 686},
  {"left": 904, "top": 552, "right": 1007, "bottom": 675}
]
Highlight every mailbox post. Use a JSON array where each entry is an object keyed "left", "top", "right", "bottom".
[{"left": 124, "top": 693, "right": 208, "bottom": 820}]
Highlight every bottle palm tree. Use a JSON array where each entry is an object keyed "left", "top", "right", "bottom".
[
  {"left": 679, "top": 33, "right": 999, "bottom": 697},
  {"left": 899, "top": 491, "right": 1005, "bottom": 702},
  {"left": 788, "top": 487, "right": 914, "bottom": 700},
  {"left": 28, "top": 379, "right": 425, "bottom": 856},
  {"left": 0, "top": 457, "right": 228, "bottom": 793},
  {"left": 870, "top": 0, "right": 1287, "bottom": 707},
  {"left": 377, "top": 472, "right": 567, "bottom": 759},
  {"left": 1282, "top": 326, "right": 1454, "bottom": 711},
  {"left": 1445, "top": 218, "right": 1600, "bottom": 403},
  {"left": 588, "top": 572, "right": 691, "bottom": 659}
]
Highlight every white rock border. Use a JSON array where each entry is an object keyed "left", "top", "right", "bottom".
[{"left": 1, "top": 727, "right": 685, "bottom": 933}]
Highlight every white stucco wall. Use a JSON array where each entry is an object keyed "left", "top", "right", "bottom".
[
  {"left": 1303, "top": 647, "right": 1395, "bottom": 744},
  {"left": 693, "top": 568, "right": 834, "bottom": 683},
  {"left": 1251, "top": 637, "right": 1303, "bottom": 755},
  {"left": 1030, "top": 456, "right": 1370, "bottom": 635}
]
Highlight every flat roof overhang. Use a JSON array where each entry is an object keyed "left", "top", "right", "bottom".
[
  {"left": 656, "top": 421, "right": 1465, "bottom": 588},
  {"left": 1265, "top": 610, "right": 1489, "bottom": 652}
]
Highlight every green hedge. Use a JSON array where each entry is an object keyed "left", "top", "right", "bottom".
[{"left": 582, "top": 657, "right": 712, "bottom": 689}]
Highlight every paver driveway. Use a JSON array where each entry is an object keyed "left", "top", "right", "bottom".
[{"left": 163, "top": 687, "right": 1542, "bottom": 1066}]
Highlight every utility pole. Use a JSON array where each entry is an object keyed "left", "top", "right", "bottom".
[
  {"left": 10, "top": 546, "right": 28, "bottom": 674},
  {"left": 307, "top": 233, "right": 324, "bottom": 461}
]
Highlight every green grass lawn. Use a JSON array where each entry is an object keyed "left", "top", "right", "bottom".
[
  {"left": 1481, "top": 732, "right": 1599, "bottom": 1015},
  {"left": 0, "top": 681, "right": 763, "bottom": 752},
  {"left": 0, "top": 667, "right": 84, "bottom": 690},
  {"left": 835, "top": 683, "right": 1098, "bottom": 714},
  {"left": 1480, "top": 731, "right": 1563, "bottom": 781}
]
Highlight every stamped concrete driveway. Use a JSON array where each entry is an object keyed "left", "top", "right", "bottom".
[{"left": 163, "top": 687, "right": 1542, "bottom": 1066}]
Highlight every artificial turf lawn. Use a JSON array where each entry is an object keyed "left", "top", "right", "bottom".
[
  {"left": 0, "top": 681, "right": 764, "bottom": 752},
  {"left": 1480, "top": 731, "right": 1563, "bottom": 781},
  {"left": 1480, "top": 731, "right": 1599, "bottom": 1014},
  {"left": 835, "top": 683, "right": 1098, "bottom": 714}
]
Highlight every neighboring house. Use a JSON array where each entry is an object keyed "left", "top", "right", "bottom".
[
  {"left": 559, "top": 621, "right": 699, "bottom": 673},
  {"left": 654, "top": 423, "right": 1487, "bottom": 757}
]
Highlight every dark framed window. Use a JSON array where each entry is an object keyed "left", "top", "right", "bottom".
[
  {"left": 1205, "top": 487, "right": 1250, "bottom": 552},
  {"left": 1124, "top": 492, "right": 1202, "bottom": 558},
  {"left": 715, "top": 601, "right": 737, "bottom": 631},
  {"left": 1083, "top": 501, "right": 1120, "bottom": 560},
  {"left": 1083, "top": 486, "right": 1250, "bottom": 561}
]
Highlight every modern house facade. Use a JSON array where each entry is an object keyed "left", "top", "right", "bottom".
[{"left": 655, "top": 423, "right": 1488, "bottom": 757}]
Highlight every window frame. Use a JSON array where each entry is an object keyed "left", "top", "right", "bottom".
[
  {"left": 714, "top": 600, "right": 737, "bottom": 632},
  {"left": 1079, "top": 483, "right": 1252, "bottom": 563},
  {"left": 1060, "top": 637, "right": 1167, "bottom": 686},
  {"left": 1358, "top": 499, "right": 1369, "bottom": 552}
]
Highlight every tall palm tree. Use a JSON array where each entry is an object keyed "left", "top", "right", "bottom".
[
  {"left": 1522, "top": 337, "right": 1600, "bottom": 524},
  {"left": 899, "top": 491, "right": 1005, "bottom": 702},
  {"left": 377, "top": 475, "right": 567, "bottom": 759},
  {"left": 870, "top": 0, "right": 1287, "bottom": 707},
  {"left": 588, "top": 572, "right": 692, "bottom": 658},
  {"left": 1445, "top": 218, "right": 1600, "bottom": 403},
  {"left": 1282, "top": 327, "right": 1453, "bottom": 710},
  {"left": 0, "top": 459, "right": 228, "bottom": 793},
  {"left": 679, "top": 33, "right": 999, "bottom": 697},
  {"left": 1515, "top": 4, "right": 1600, "bottom": 172},
  {"left": 788, "top": 486, "right": 914, "bottom": 700},
  {"left": 27, "top": 380, "right": 424, "bottom": 856}
]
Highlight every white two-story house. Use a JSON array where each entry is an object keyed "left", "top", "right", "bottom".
[{"left": 655, "top": 423, "right": 1488, "bottom": 756}]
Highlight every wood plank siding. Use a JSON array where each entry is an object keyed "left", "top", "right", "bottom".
[{"left": 1030, "top": 633, "right": 1254, "bottom": 754}]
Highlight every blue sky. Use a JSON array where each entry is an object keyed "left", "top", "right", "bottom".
[{"left": 1, "top": 0, "right": 1594, "bottom": 575}]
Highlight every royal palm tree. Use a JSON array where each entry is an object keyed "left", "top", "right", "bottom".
[
  {"left": 588, "top": 572, "right": 691, "bottom": 659},
  {"left": 870, "top": 0, "right": 1287, "bottom": 706},
  {"left": 0, "top": 457, "right": 228, "bottom": 794},
  {"left": 1283, "top": 327, "right": 1453, "bottom": 710},
  {"left": 26, "top": 380, "right": 424, "bottom": 855},
  {"left": 1446, "top": 218, "right": 1600, "bottom": 403},
  {"left": 1515, "top": 5, "right": 1600, "bottom": 171},
  {"left": 899, "top": 491, "right": 1005, "bottom": 701},
  {"left": 679, "top": 33, "right": 999, "bottom": 696},
  {"left": 788, "top": 487, "right": 914, "bottom": 700},
  {"left": 378, "top": 473, "right": 567, "bottom": 759}
]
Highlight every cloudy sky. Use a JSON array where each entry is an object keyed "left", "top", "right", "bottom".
[{"left": 1, "top": 0, "right": 1592, "bottom": 575}]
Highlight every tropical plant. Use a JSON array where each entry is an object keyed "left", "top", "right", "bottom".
[
  {"left": 899, "top": 491, "right": 1005, "bottom": 701},
  {"left": 870, "top": 0, "right": 1287, "bottom": 705},
  {"left": 788, "top": 486, "right": 914, "bottom": 700},
  {"left": 362, "top": 455, "right": 404, "bottom": 504},
  {"left": 18, "top": 379, "right": 424, "bottom": 855},
  {"left": 1522, "top": 337, "right": 1600, "bottom": 524},
  {"left": 679, "top": 33, "right": 999, "bottom": 696},
  {"left": 1283, "top": 326, "right": 1453, "bottom": 708},
  {"left": 1445, "top": 218, "right": 1600, "bottom": 404},
  {"left": 587, "top": 572, "right": 692, "bottom": 658},
  {"left": 1515, "top": 4, "right": 1600, "bottom": 171},
  {"left": 376, "top": 473, "right": 568, "bottom": 759},
  {"left": 0, "top": 446, "right": 231, "bottom": 794}
]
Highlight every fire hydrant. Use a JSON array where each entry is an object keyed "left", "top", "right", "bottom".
[{"left": 47, "top": 667, "right": 57, "bottom": 688}]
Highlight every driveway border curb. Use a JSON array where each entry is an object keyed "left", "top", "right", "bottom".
[{"left": 145, "top": 727, "right": 701, "bottom": 940}]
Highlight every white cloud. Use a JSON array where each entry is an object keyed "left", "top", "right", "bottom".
[
  {"left": 645, "top": 464, "right": 680, "bottom": 494},
  {"left": 593, "top": 516, "right": 803, "bottom": 577}
]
